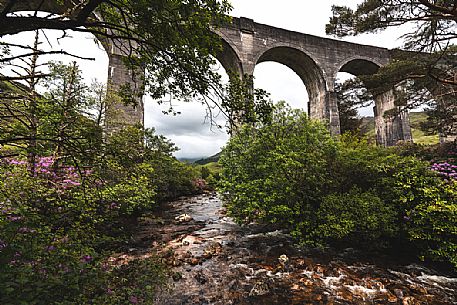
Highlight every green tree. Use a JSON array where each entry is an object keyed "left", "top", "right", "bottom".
[
  {"left": 326, "top": 1, "right": 457, "bottom": 53},
  {"left": 335, "top": 80, "right": 367, "bottom": 134},
  {"left": 327, "top": 1, "right": 457, "bottom": 137},
  {"left": 0, "top": 0, "right": 232, "bottom": 105},
  {"left": 0, "top": 31, "right": 41, "bottom": 170},
  {"left": 222, "top": 74, "right": 273, "bottom": 132},
  {"left": 220, "top": 102, "right": 338, "bottom": 227},
  {"left": 0, "top": 59, "right": 103, "bottom": 168},
  {"left": 420, "top": 86, "right": 457, "bottom": 138},
  {"left": 220, "top": 104, "right": 457, "bottom": 267},
  {"left": 102, "top": 125, "right": 199, "bottom": 203}
]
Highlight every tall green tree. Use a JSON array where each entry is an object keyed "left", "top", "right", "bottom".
[
  {"left": 0, "top": 58, "right": 102, "bottom": 167},
  {"left": 335, "top": 80, "right": 368, "bottom": 134},
  {"left": 40, "top": 61, "right": 102, "bottom": 162},
  {"left": 326, "top": 0, "right": 457, "bottom": 89}
]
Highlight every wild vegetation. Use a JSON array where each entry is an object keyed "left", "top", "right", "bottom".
[
  {"left": 219, "top": 103, "right": 457, "bottom": 269},
  {"left": 0, "top": 58, "right": 206, "bottom": 303},
  {"left": 328, "top": 0, "right": 457, "bottom": 139},
  {"left": 0, "top": 0, "right": 456, "bottom": 303}
]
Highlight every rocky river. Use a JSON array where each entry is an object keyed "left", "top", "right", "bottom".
[{"left": 129, "top": 193, "right": 457, "bottom": 304}]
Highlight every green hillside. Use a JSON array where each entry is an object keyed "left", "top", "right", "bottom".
[
  {"left": 195, "top": 152, "right": 221, "bottom": 165},
  {"left": 359, "top": 112, "right": 439, "bottom": 145},
  {"left": 409, "top": 112, "right": 440, "bottom": 145}
]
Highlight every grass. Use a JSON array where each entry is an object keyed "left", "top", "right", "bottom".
[{"left": 203, "top": 162, "right": 222, "bottom": 174}]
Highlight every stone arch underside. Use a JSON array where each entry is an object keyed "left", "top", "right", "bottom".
[
  {"left": 256, "top": 46, "right": 327, "bottom": 120},
  {"left": 339, "top": 59, "right": 380, "bottom": 77},
  {"left": 215, "top": 36, "right": 243, "bottom": 78}
]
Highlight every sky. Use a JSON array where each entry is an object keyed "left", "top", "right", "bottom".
[{"left": 1, "top": 1, "right": 409, "bottom": 159}]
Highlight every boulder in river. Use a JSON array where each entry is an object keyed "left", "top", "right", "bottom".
[{"left": 175, "top": 214, "right": 192, "bottom": 223}]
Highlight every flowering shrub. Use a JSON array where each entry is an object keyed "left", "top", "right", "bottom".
[
  {"left": 0, "top": 155, "right": 162, "bottom": 304},
  {"left": 192, "top": 178, "right": 208, "bottom": 191},
  {"left": 431, "top": 162, "right": 457, "bottom": 180},
  {"left": 0, "top": 124, "right": 202, "bottom": 303}
]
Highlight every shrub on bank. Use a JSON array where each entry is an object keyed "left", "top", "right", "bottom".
[
  {"left": 219, "top": 104, "right": 457, "bottom": 268},
  {"left": 0, "top": 126, "right": 197, "bottom": 304}
]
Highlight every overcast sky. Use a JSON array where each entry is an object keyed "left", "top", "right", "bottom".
[{"left": 2, "top": 1, "right": 409, "bottom": 159}]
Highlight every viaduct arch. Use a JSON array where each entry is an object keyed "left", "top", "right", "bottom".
[
  {"left": 216, "top": 17, "right": 412, "bottom": 146},
  {"left": 1, "top": 0, "right": 412, "bottom": 146}
]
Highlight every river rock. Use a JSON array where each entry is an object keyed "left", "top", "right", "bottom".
[
  {"left": 278, "top": 254, "right": 289, "bottom": 265},
  {"left": 387, "top": 293, "right": 398, "bottom": 303},
  {"left": 394, "top": 288, "right": 404, "bottom": 299},
  {"left": 249, "top": 280, "right": 270, "bottom": 296},
  {"left": 403, "top": 296, "right": 415, "bottom": 305},
  {"left": 189, "top": 257, "right": 200, "bottom": 265},
  {"left": 194, "top": 271, "right": 207, "bottom": 284},
  {"left": 175, "top": 214, "right": 192, "bottom": 223},
  {"left": 172, "top": 272, "right": 182, "bottom": 281}
]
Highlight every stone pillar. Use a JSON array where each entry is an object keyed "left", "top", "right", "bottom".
[
  {"left": 308, "top": 84, "right": 325, "bottom": 121},
  {"left": 374, "top": 90, "right": 412, "bottom": 146},
  {"left": 399, "top": 110, "right": 413, "bottom": 142},
  {"left": 325, "top": 89, "right": 341, "bottom": 136},
  {"left": 105, "top": 53, "right": 144, "bottom": 132}
]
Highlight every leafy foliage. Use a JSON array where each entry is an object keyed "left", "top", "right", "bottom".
[
  {"left": 0, "top": 61, "right": 202, "bottom": 303},
  {"left": 326, "top": 1, "right": 457, "bottom": 53},
  {"left": 0, "top": 157, "right": 164, "bottom": 304},
  {"left": 222, "top": 74, "right": 274, "bottom": 132},
  {"left": 315, "top": 188, "right": 397, "bottom": 247},
  {"left": 335, "top": 80, "right": 368, "bottom": 134},
  {"left": 0, "top": 0, "right": 233, "bottom": 107},
  {"left": 420, "top": 92, "right": 457, "bottom": 138},
  {"left": 220, "top": 105, "right": 457, "bottom": 268},
  {"left": 103, "top": 126, "right": 200, "bottom": 203},
  {"left": 220, "top": 102, "right": 337, "bottom": 228},
  {"left": 0, "top": 60, "right": 103, "bottom": 167}
]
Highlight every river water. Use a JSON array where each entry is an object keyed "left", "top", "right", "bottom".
[{"left": 133, "top": 194, "right": 457, "bottom": 304}]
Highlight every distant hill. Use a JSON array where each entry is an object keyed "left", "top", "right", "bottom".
[
  {"left": 409, "top": 112, "right": 440, "bottom": 145},
  {"left": 194, "top": 152, "right": 221, "bottom": 165},
  {"left": 178, "top": 157, "right": 201, "bottom": 163}
]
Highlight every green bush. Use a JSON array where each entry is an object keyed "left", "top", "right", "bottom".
[
  {"left": 406, "top": 179, "right": 457, "bottom": 267},
  {"left": 0, "top": 125, "right": 199, "bottom": 303},
  {"left": 0, "top": 156, "right": 167, "bottom": 304},
  {"left": 313, "top": 188, "right": 397, "bottom": 248},
  {"left": 220, "top": 103, "right": 337, "bottom": 226},
  {"left": 220, "top": 104, "right": 457, "bottom": 268},
  {"left": 103, "top": 126, "right": 199, "bottom": 203}
]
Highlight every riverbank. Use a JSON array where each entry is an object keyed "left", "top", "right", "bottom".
[{"left": 127, "top": 193, "right": 457, "bottom": 304}]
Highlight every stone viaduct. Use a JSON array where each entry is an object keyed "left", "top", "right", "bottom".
[
  {"left": 1, "top": 0, "right": 412, "bottom": 146},
  {"left": 215, "top": 17, "right": 411, "bottom": 146}
]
